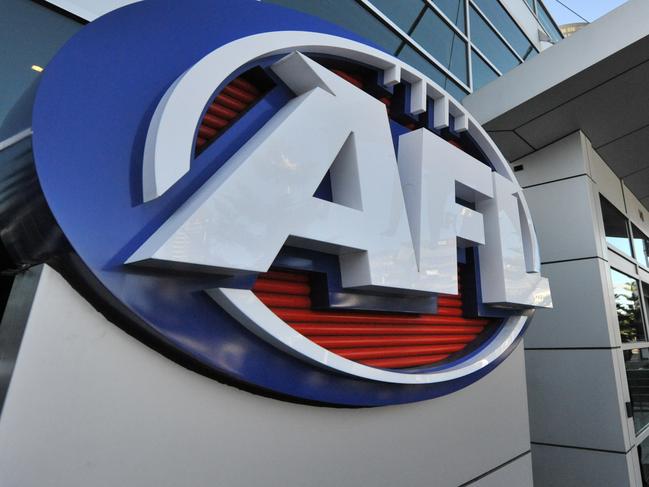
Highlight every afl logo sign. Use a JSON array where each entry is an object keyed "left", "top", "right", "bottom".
[{"left": 32, "top": 0, "right": 550, "bottom": 405}]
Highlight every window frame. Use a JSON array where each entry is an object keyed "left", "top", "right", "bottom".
[
  {"left": 360, "top": 0, "right": 545, "bottom": 94},
  {"left": 632, "top": 223, "right": 649, "bottom": 270},
  {"left": 599, "top": 193, "right": 649, "bottom": 442},
  {"left": 610, "top": 267, "right": 647, "bottom": 345},
  {"left": 623, "top": 345, "right": 649, "bottom": 437},
  {"left": 600, "top": 194, "right": 634, "bottom": 259},
  {"left": 468, "top": 3, "right": 521, "bottom": 74},
  {"left": 522, "top": 0, "right": 565, "bottom": 43}
]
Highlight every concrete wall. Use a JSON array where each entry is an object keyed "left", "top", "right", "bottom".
[{"left": 0, "top": 266, "right": 533, "bottom": 487}]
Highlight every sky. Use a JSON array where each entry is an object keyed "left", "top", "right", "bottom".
[{"left": 544, "top": 0, "right": 629, "bottom": 25}]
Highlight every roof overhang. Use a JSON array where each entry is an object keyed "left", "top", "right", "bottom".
[{"left": 462, "top": 0, "right": 649, "bottom": 207}]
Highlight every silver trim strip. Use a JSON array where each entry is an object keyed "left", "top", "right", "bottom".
[
  {"left": 0, "top": 128, "right": 33, "bottom": 153},
  {"left": 472, "top": 44, "right": 504, "bottom": 77}
]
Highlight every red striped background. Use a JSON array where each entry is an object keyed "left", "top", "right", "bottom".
[{"left": 252, "top": 270, "right": 492, "bottom": 369}]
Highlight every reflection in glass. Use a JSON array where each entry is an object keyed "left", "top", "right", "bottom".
[
  {"left": 432, "top": 0, "right": 466, "bottom": 32},
  {"left": 410, "top": 8, "right": 468, "bottom": 84},
  {"left": 471, "top": 49, "right": 498, "bottom": 90},
  {"left": 611, "top": 269, "right": 645, "bottom": 343},
  {"left": 633, "top": 224, "right": 649, "bottom": 267},
  {"left": 369, "top": 0, "right": 425, "bottom": 33},
  {"left": 472, "top": 0, "right": 536, "bottom": 60},
  {"left": 537, "top": 2, "right": 563, "bottom": 42},
  {"left": 625, "top": 348, "right": 649, "bottom": 435},
  {"left": 639, "top": 433, "right": 649, "bottom": 486},
  {"left": 265, "top": 0, "right": 404, "bottom": 53},
  {"left": 469, "top": 6, "right": 519, "bottom": 74},
  {"left": 600, "top": 195, "right": 632, "bottom": 256},
  {"left": 0, "top": 0, "right": 82, "bottom": 139}
]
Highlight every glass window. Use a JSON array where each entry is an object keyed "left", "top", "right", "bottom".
[
  {"left": 0, "top": 0, "right": 82, "bottom": 140},
  {"left": 640, "top": 434, "right": 649, "bottom": 486},
  {"left": 611, "top": 269, "right": 645, "bottom": 343},
  {"left": 410, "top": 8, "right": 468, "bottom": 84},
  {"left": 369, "top": 0, "right": 425, "bottom": 34},
  {"left": 471, "top": 49, "right": 498, "bottom": 90},
  {"left": 524, "top": 0, "right": 536, "bottom": 12},
  {"left": 537, "top": 2, "right": 563, "bottom": 42},
  {"left": 397, "top": 45, "right": 467, "bottom": 101},
  {"left": 398, "top": 45, "right": 447, "bottom": 86},
  {"left": 472, "top": 0, "right": 537, "bottom": 60},
  {"left": 624, "top": 348, "right": 649, "bottom": 434},
  {"left": 443, "top": 77, "right": 468, "bottom": 102},
  {"left": 265, "top": 0, "right": 404, "bottom": 54},
  {"left": 469, "top": 6, "right": 519, "bottom": 74},
  {"left": 431, "top": 0, "right": 466, "bottom": 32},
  {"left": 600, "top": 195, "right": 632, "bottom": 256},
  {"left": 633, "top": 224, "right": 649, "bottom": 267}
]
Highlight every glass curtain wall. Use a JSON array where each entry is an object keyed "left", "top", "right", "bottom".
[
  {"left": 0, "top": 0, "right": 83, "bottom": 140},
  {"left": 639, "top": 434, "right": 649, "bottom": 486},
  {"left": 626, "top": 348, "right": 649, "bottom": 435},
  {"left": 265, "top": 0, "right": 547, "bottom": 96},
  {"left": 2, "top": 0, "right": 555, "bottom": 133},
  {"left": 523, "top": 0, "right": 563, "bottom": 42},
  {"left": 600, "top": 195, "right": 649, "bottom": 439}
]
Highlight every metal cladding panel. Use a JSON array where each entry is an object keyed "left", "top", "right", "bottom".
[
  {"left": 526, "top": 348, "right": 629, "bottom": 452},
  {"left": 466, "top": 453, "right": 533, "bottom": 487},
  {"left": 0, "top": 266, "right": 533, "bottom": 487},
  {"left": 523, "top": 175, "right": 602, "bottom": 263},
  {"left": 525, "top": 258, "right": 617, "bottom": 349},
  {"left": 531, "top": 444, "right": 635, "bottom": 487}
]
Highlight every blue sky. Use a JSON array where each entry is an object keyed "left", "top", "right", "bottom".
[{"left": 544, "top": 0, "right": 629, "bottom": 25}]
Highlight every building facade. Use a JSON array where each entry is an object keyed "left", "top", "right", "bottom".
[
  {"left": 560, "top": 21, "right": 588, "bottom": 37},
  {"left": 1, "top": 0, "right": 647, "bottom": 486}
]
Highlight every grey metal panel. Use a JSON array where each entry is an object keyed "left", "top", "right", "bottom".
[
  {"left": 526, "top": 349, "right": 628, "bottom": 452},
  {"left": 523, "top": 176, "right": 601, "bottom": 263},
  {"left": 630, "top": 445, "right": 643, "bottom": 487},
  {"left": 489, "top": 131, "right": 534, "bottom": 163},
  {"left": 623, "top": 167, "right": 649, "bottom": 203},
  {"left": 0, "top": 266, "right": 533, "bottom": 487},
  {"left": 608, "top": 251, "right": 637, "bottom": 277},
  {"left": 531, "top": 444, "right": 634, "bottom": 487},
  {"left": 465, "top": 453, "right": 533, "bottom": 487},
  {"left": 509, "top": 132, "right": 588, "bottom": 189},
  {"left": 525, "top": 258, "right": 617, "bottom": 349},
  {"left": 598, "top": 125, "right": 649, "bottom": 179},
  {"left": 514, "top": 59, "right": 649, "bottom": 152},
  {"left": 462, "top": 0, "right": 649, "bottom": 208},
  {"left": 642, "top": 197, "right": 649, "bottom": 213},
  {"left": 462, "top": 0, "right": 649, "bottom": 127}
]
